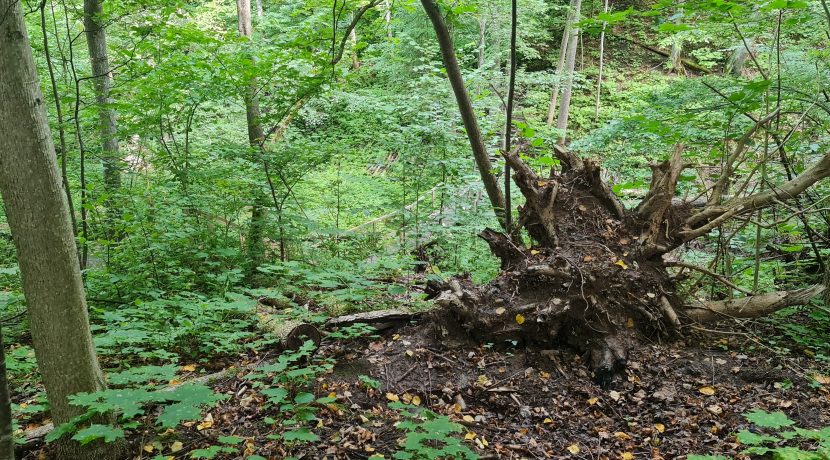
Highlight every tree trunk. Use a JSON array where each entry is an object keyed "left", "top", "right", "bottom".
[
  {"left": 421, "top": 0, "right": 507, "bottom": 228},
  {"left": 0, "top": 324, "right": 14, "bottom": 460},
  {"left": 237, "top": 0, "right": 269, "bottom": 282},
  {"left": 477, "top": 18, "right": 486, "bottom": 69},
  {"left": 546, "top": 0, "right": 577, "bottom": 126},
  {"left": 350, "top": 19, "right": 360, "bottom": 70},
  {"left": 84, "top": 0, "right": 121, "bottom": 231},
  {"left": 0, "top": 3, "right": 116, "bottom": 458},
  {"left": 555, "top": 0, "right": 582, "bottom": 145},
  {"left": 594, "top": 0, "right": 609, "bottom": 119},
  {"left": 725, "top": 38, "right": 755, "bottom": 77},
  {"left": 383, "top": 0, "right": 392, "bottom": 37}
]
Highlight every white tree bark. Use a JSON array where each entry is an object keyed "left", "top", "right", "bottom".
[
  {"left": 546, "top": 0, "right": 577, "bottom": 125},
  {"left": 0, "top": 2, "right": 113, "bottom": 458},
  {"left": 594, "top": 0, "right": 610, "bottom": 118},
  {"left": 555, "top": 0, "right": 582, "bottom": 144}
]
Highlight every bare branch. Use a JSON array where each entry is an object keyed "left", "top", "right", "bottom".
[{"left": 684, "top": 285, "right": 824, "bottom": 323}]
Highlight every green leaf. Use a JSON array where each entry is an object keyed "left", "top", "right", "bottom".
[
  {"left": 744, "top": 409, "right": 795, "bottom": 429},
  {"left": 658, "top": 23, "right": 692, "bottom": 32},
  {"left": 71, "top": 424, "right": 125, "bottom": 445},
  {"left": 190, "top": 445, "right": 223, "bottom": 459},
  {"left": 293, "top": 392, "right": 315, "bottom": 404},
  {"left": 736, "top": 429, "right": 779, "bottom": 446},
  {"left": 219, "top": 436, "right": 244, "bottom": 445},
  {"left": 282, "top": 428, "right": 319, "bottom": 442},
  {"left": 262, "top": 387, "right": 289, "bottom": 404},
  {"left": 157, "top": 402, "right": 203, "bottom": 428}
]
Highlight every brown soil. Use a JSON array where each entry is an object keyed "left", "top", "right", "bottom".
[{"left": 24, "top": 319, "right": 820, "bottom": 460}]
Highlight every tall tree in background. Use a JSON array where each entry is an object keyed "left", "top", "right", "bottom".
[
  {"left": 0, "top": 326, "right": 13, "bottom": 460},
  {"left": 555, "top": 0, "right": 581, "bottom": 144},
  {"left": 0, "top": 2, "right": 112, "bottom": 458},
  {"left": 84, "top": 0, "right": 122, "bottom": 230},
  {"left": 546, "top": 0, "right": 578, "bottom": 125},
  {"left": 594, "top": 0, "right": 610, "bottom": 118},
  {"left": 237, "top": 0, "right": 268, "bottom": 281},
  {"left": 503, "top": 0, "right": 518, "bottom": 232},
  {"left": 421, "top": 0, "right": 506, "bottom": 228}
]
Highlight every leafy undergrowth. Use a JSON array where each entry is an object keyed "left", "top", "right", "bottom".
[{"left": 17, "top": 315, "right": 830, "bottom": 460}]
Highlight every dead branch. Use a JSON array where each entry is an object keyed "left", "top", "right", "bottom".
[
  {"left": 666, "top": 261, "right": 753, "bottom": 295},
  {"left": 683, "top": 284, "right": 825, "bottom": 323}
]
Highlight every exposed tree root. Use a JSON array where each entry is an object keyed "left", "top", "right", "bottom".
[{"left": 430, "top": 144, "right": 828, "bottom": 386}]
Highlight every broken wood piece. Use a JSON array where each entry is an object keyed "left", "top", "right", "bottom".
[
  {"left": 257, "top": 313, "right": 322, "bottom": 350},
  {"left": 325, "top": 308, "right": 423, "bottom": 329}
]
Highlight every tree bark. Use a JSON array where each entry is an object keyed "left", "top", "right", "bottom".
[
  {"left": 555, "top": 0, "right": 582, "bottom": 145},
  {"left": 546, "top": 0, "right": 577, "bottom": 126},
  {"left": 84, "top": 0, "right": 121, "bottom": 229},
  {"left": 350, "top": 18, "right": 360, "bottom": 70},
  {"left": 237, "top": 0, "right": 269, "bottom": 282},
  {"left": 421, "top": 0, "right": 507, "bottom": 228},
  {"left": 594, "top": 0, "right": 609, "bottom": 119},
  {"left": 0, "top": 324, "right": 14, "bottom": 460},
  {"left": 0, "top": 3, "right": 115, "bottom": 458}
]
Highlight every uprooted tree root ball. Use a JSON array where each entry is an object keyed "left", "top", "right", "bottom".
[{"left": 430, "top": 146, "right": 827, "bottom": 386}]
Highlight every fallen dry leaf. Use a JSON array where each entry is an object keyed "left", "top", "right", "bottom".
[{"left": 699, "top": 386, "right": 716, "bottom": 396}]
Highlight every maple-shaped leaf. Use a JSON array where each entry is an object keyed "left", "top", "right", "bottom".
[
  {"left": 282, "top": 428, "right": 320, "bottom": 442},
  {"left": 157, "top": 402, "right": 203, "bottom": 428},
  {"left": 743, "top": 409, "right": 795, "bottom": 429},
  {"left": 71, "top": 424, "right": 125, "bottom": 445},
  {"left": 736, "top": 429, "right": 780, "bottom": 446}
]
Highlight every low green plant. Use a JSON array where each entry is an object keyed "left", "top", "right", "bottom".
[
  {"left": 46, "top": 383, "right": 227, "bottom": 445},
  {"left": 358, "top": 374, "right": 381, "bottom": 390},
  {"left": 389, "top": 402, "right": 478, "bottom": 460},
  {"left": 189, "top": 436, "right": 245, "bottom": 459},
  {"left": 690, "top": 409, "right": 830, "bottom": 459},
  {"left": 246, "top": 340, "right": 335, "bottom": 447}
]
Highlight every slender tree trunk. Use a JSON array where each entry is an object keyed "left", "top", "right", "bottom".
[
  {"left": 477, "top": 18, "right": 486, "bottom": 69},
  {"left": 237, "top": 0, "right": 268, "bottom": 282},
  {"left": 546, "top": 0, "right": 576, "bottom": 125},
  {"left": 668, "top": 1, "right": 685, "bottom": 74},
  {"left": 384, "top": 0, "right": 392, "bottom": 37},
  {"left": 256, "top": 0, "right": 264, "bottom": 17},
  {"left": 41, "top": 1, "right": 77, "bottom": 242},
  {"left": 555, "top": 0, "right": 582, "bottom": 144},
  {"left": 350, "top": 19, "right": 360, "bottom": 70},
  {"left": 421, "top": 0, "right": 507, "bottom": 228},
  {"left": 0, "top": 3, "right": 114, "bottom": 458},
  {"left": 594, "top": 0, "right": 609, "bottom": 119},
  {"left": 84, "top": 0, "right": 122, "bottom": 233},
  {"left": 504, "top": 0, "right": 517, "bottom": 232},
  {"left": 0, "top": 324, "right": 13, "bottom": 460}
]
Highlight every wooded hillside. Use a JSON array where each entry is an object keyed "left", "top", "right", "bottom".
[{"left": 2, "top": 0, "right": 830, "bottom": 458}]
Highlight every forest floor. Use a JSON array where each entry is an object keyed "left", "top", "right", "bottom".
[{"left": 50, "top": 314, "right": 827, "bottom": 460}]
